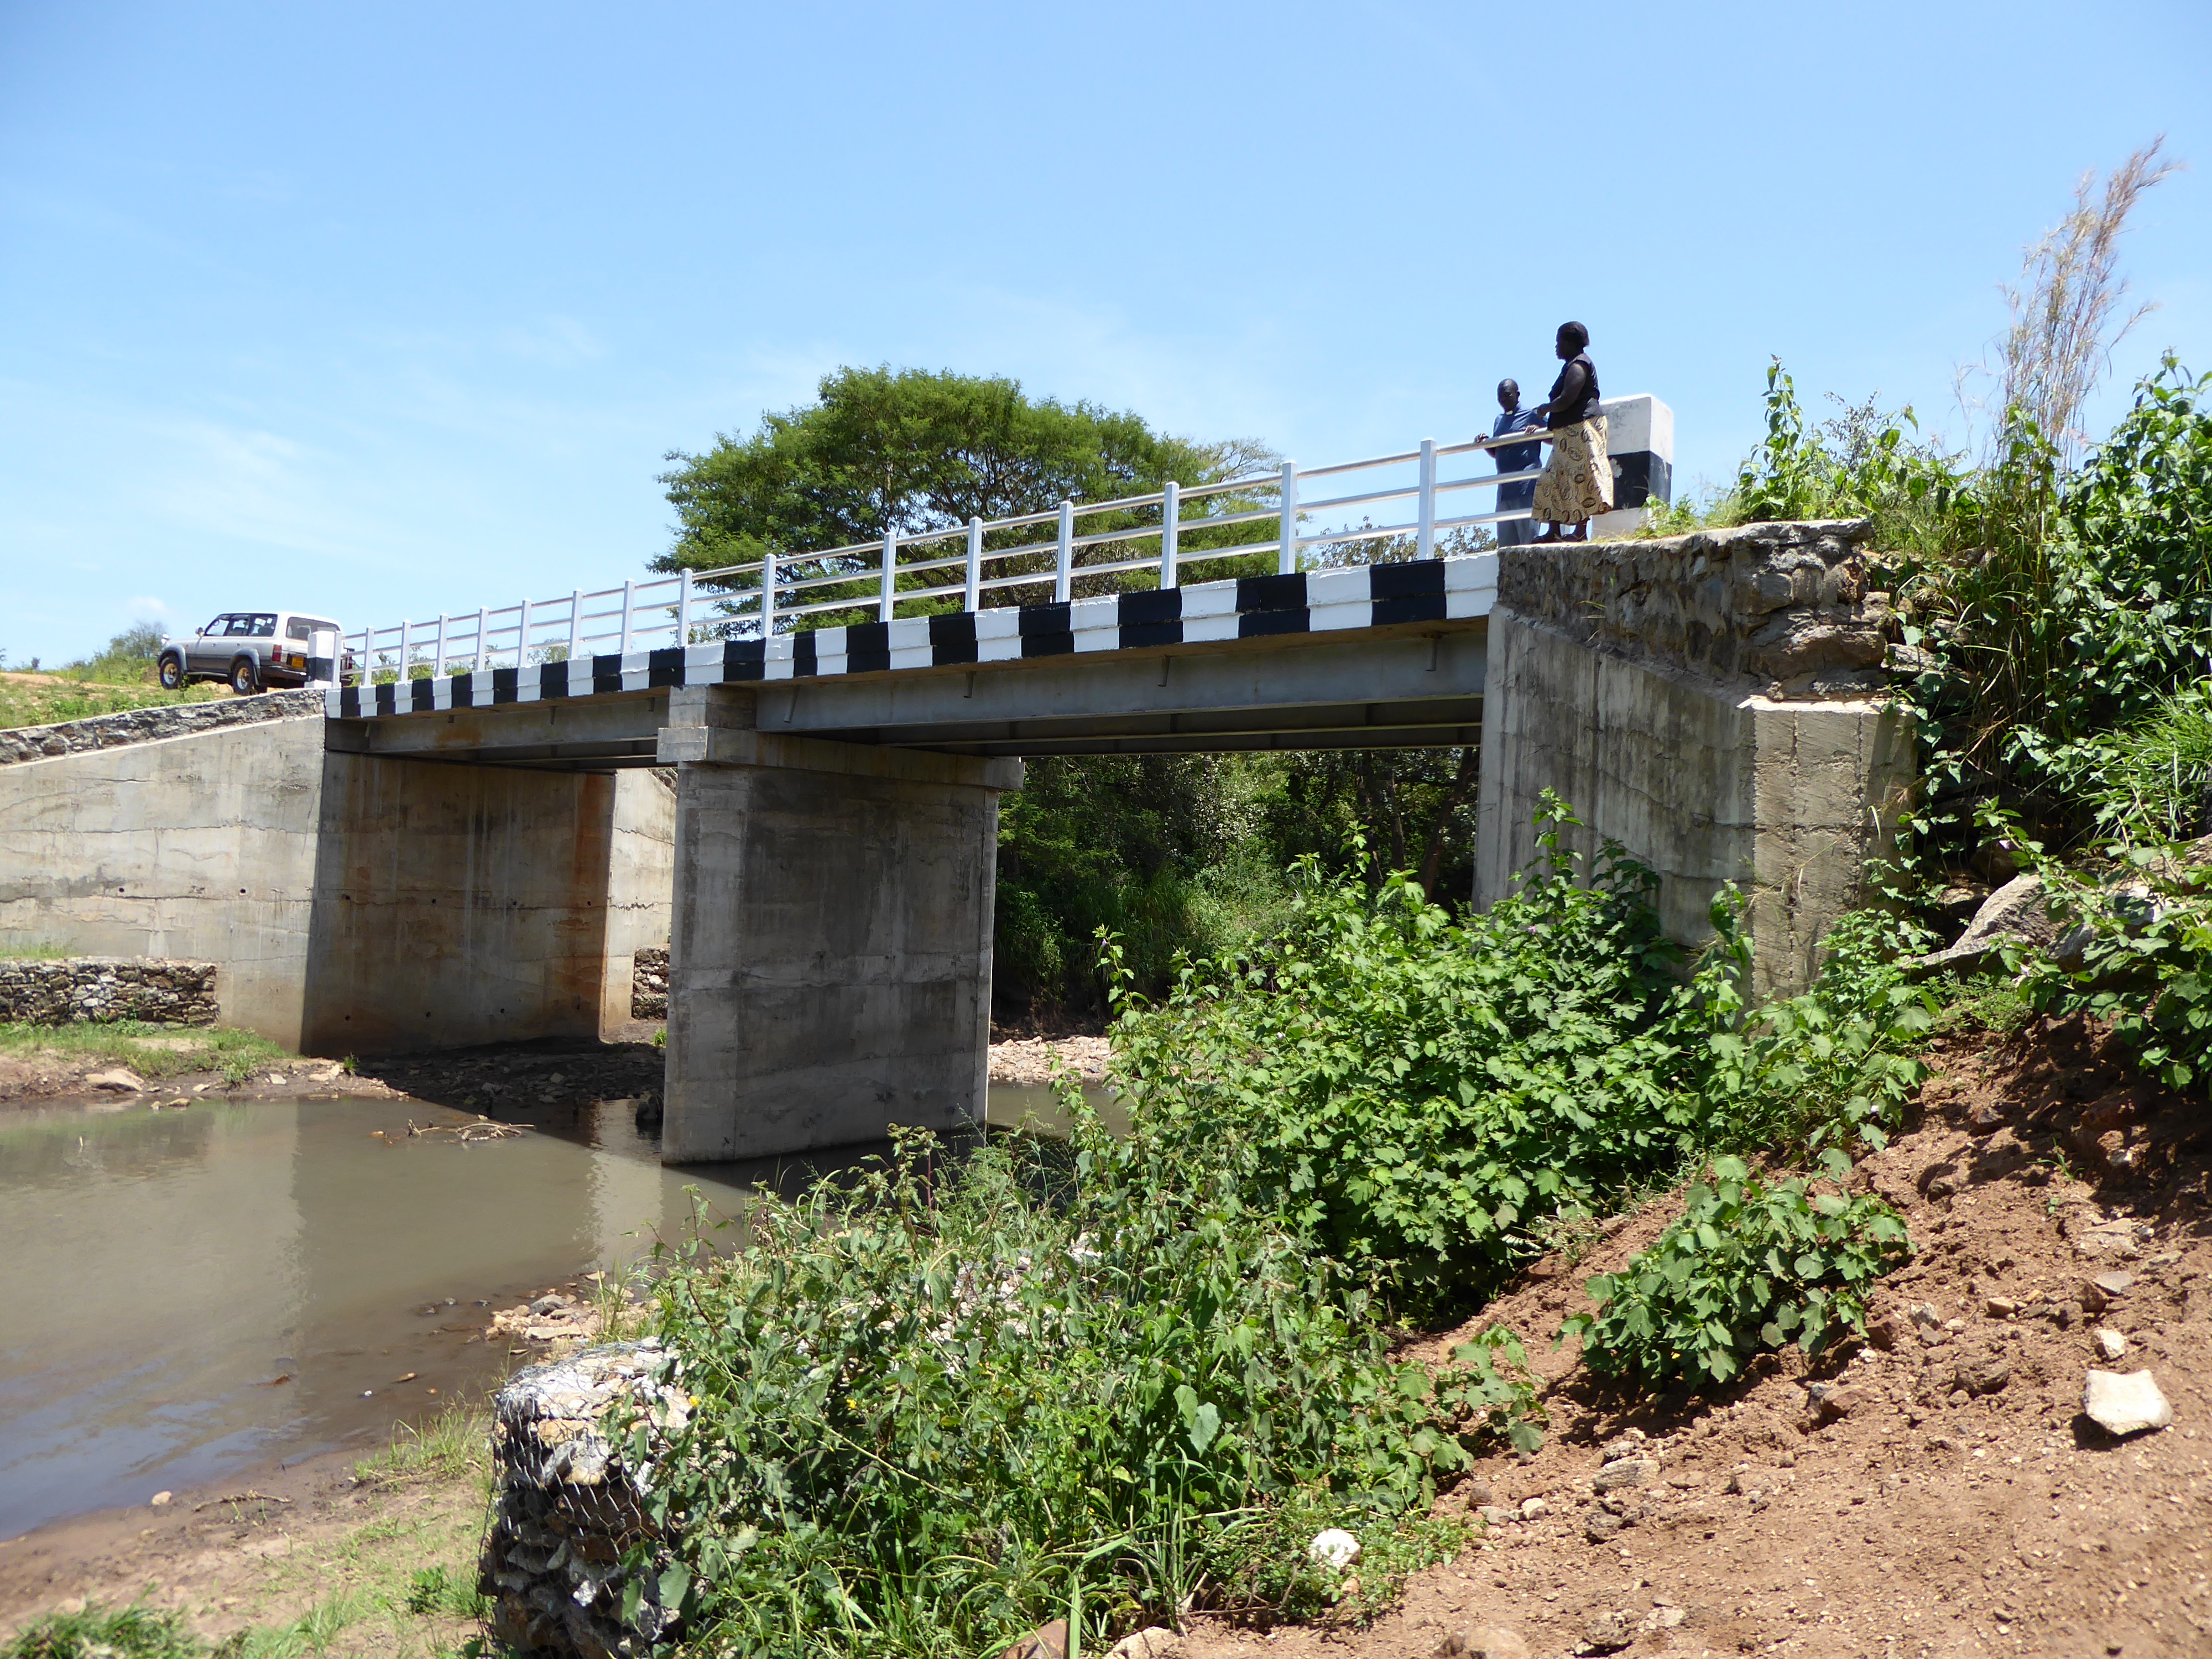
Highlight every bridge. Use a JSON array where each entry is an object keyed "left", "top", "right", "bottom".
[{"left": 0, "top": 399, "right": 1914, "bottom": 1165}]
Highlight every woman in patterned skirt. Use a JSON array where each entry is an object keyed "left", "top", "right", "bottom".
[{"left": 1530, "top": 321, "right": 1613, "bottom": 542}]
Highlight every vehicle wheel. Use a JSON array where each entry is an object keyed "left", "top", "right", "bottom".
[
  {"left": 158, "top": 653, "right": 185, "bottom": 690},
  {"left": 229, "top": 656, "right": 259, "bottom": 696}
]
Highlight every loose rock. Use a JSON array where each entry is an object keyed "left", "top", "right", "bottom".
[
  {"left": 1105, "top": 1627, "right": 1181, "bottom": 1659},
  {"left": 2082, "top": 1369, "right": 2174, "bottom": 1437},
  {"left": 1000, "top": 1619, "right": 1069, "bottom": 1659},
  {"left": 1307, "top": 1528, "right": 1361, "bottom": 1569},
  {"left": 1583, "top": 1608, "right": 1636, "bottom": 1651},
  {"left": 1432, "top": 1628, "right": 1530, "bottom": 1659},
  {"left": 2083, "top": 1270, "right": 2136, "bottom": 1312},
  {"left": 1805, "top": 1381, "right": 1863, "bottom": 1422},
  {"left": 1591, "top": 1457, "right": 1651, "bottom": 1494},
  {"left": 1584, "top": 1510, "right": 1625, "bottom": 1543},
  {"left": 2093, "top": 1327, "right": 2128, "bottom": 1361},
  {"left": 1954, "top": 1354, "right": 2012, "bottom": 1396}
]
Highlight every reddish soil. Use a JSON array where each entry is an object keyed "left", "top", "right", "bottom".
[{"left": 1182, "top": 1013, "right": 2212, "bottom": 1659}]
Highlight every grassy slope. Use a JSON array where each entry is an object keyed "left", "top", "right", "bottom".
[{"left": 0, "top": 672, "right": 223, "bottom": 733}]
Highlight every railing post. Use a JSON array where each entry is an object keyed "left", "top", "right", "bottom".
[
  {"left": 880, "top": 529, "right": 898, "bottom": 624},
  {"left": 1160, "top": 481, "right": 1180, "bottom": 589},
  {"left": 566, "top": 591, "right": 581, "bottom": 662},
  {"left": 966, "top": 517, "right": 983, "bottom": 612},
  {"left": 398, "top": 619, "right": 411, "bottom": 676},
  {"left": 472, "top": 608, "right": 487, "bottom": 674},
  {"left": 1055, "top": 499, "right": 1074, "bottom": 603},
  {"left": 435, "top": 614, "right": 447, "bottom": 677},
  {"left": 517, "top": 598, "right": 531, "bottom": 669},
  {"left": 618, "top": 581, "right": 635, "bottom": 656},
  {"left": 761, "top": 555, "right": 778, "bottom": 639},
  {"left": 1277, "top": 462, "right": 1299, "bottom": 575},
  {"left": 676, "top": 568, "right": 692, "bottom": 646},
  {"left": 1416, "top": 437, "right": 1437, "bottom": 559}
]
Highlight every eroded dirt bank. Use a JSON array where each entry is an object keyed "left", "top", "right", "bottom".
[{"left": 1180, "top": 1013, "right": 2212, "bottom": 1659}]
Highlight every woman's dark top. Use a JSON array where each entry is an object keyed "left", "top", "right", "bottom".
[{"left": 1545, "top": 352, "right": 1601, "bottom": 429}]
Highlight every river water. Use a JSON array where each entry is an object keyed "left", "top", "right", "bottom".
[{"left": 0, "top": 1083, "right": 1107, "bottom": 1541}]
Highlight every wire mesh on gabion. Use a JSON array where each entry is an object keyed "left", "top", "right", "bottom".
[{"left": 479, "top": 1340, "right": 689, "bottom": 1658}]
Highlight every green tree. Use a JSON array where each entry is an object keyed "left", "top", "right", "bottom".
[{"left": 654, "top": 365, "right": 1273, "bottom": 623}]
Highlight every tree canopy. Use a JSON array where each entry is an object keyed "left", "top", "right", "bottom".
[{"left": 653, "top": 365, "right": 1271, "bottom": 578}]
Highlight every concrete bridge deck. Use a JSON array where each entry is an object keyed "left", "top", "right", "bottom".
[{"left": 325, "top": 555, "right": 1495, "bottom": 767}]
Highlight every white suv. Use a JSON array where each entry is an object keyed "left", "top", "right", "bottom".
[{"left": 157, "top": 611, "right": 347, "bottom": 695}]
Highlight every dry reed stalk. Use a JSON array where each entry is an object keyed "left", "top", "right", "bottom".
[{"left": 1992, "top": 137, "right": 2181, "bottom": 460}]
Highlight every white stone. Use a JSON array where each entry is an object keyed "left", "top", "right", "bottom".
[
  {"left": 1106, "top": 1629, "right": 1182, "bottom": 1659},
  {"left": 2093, "top": 1328, "right": 2127, "bottom": 1362},
  {"left": 1307, "top": 1528, "right": 1361, "bottom": 1570},
  {"left": 2083, "top": 1369, "right": 2173, "bottom": 1437}
]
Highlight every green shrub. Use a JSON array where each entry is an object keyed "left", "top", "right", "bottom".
[
  {"left": 641, "top": 1124, "right": 1540, "bottom": 1656},
  {"left": 1697, "top": 906, "right": 1936, "bottom": 1157},
  {"left": 2, "top": 1604, "right": 204, "bottom": 1659},
  {"left": 1107, "top": 796, "right": 1703, "bottom": 1309},
  {"left": 1105, "top": 800, "right": 1934, "bottom": 1312},
  {"left": 2051, "top": 679, "right": 2212, "bottom": 845},
  {"left": 1886, "top": 360, "right": 2212, "bottom": 873},
  {"left": 1562, "top": 1154, "right": 1912, "bottom": 1388},
  {"left": 2016, "top": 855, "right": 2212, "bottom": 1094}
]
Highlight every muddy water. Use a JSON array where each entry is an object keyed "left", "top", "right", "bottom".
[
  {"left": 983, "top": 1083, "right": 1128, "bottom": 1139},
  {"left": 1, "top": 1096, "right": 761, "bottom": 1541},
  {"left": 1, "top": 1084, "right": 1112, "bottom": 1542}
]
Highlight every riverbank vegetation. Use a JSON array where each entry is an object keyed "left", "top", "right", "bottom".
[{"left": 0, "top": 1020, "right": 291, "bottom": 1087}]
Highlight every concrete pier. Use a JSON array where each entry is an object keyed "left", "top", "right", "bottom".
[{"left": 657, "top": 688, "right": 1022, "bottom": 1162}]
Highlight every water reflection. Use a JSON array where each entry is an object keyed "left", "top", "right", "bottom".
[
  {"left": 0, "top": 1096, "right": 770, "bottom": 1541},
  {"left": 0, "top": 1083, "right": 1112, "bottom": 1541}
]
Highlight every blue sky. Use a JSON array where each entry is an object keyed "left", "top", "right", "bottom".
[{"left": 3, "top": 0, "right": 2208, "bottom": 666}]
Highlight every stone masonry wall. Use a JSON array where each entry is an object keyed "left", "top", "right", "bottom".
[
  {"left": 0, "top": 689, "right": 325, "bottom": 768},
  {"left": 1497, "top": 518, "right": 1895, "bottom": 697},
  {"left": 0, "top": 958, "right": 220, "bottom": 1025},
  {"left": 630, "top": 947, "right": 669, "bottom": 1020}
]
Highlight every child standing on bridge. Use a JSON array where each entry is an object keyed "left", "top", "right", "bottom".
[{"left": 1530, "top": 321, "right": 1613, "bottom": 542}]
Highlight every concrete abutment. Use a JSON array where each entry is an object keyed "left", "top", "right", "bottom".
[
  {"left": 1474, "top": 519, "right": 1914, "bottom": 996},
  {"left": 0, "top": 711, "right": 673, "bottom": 1052}
]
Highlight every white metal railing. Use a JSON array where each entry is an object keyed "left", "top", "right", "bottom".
[{"left": 341, "top": 424, "right": 1584, "bottom": 684}]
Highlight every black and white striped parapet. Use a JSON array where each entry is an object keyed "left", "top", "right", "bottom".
[{"left": 328, "top": 552, "right": 1498, "bottom": 721}]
